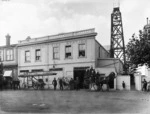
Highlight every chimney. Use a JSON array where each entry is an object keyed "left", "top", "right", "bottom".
[
  {"left": 147, "top": 17, "right": 149, "bottom": 25},
  {"left": 6, "top": 34, "right": 11, "bottom": 46}
]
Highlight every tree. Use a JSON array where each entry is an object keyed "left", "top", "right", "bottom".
[{"left": 126, "top": 30, "right": 150, "bottom": 69}]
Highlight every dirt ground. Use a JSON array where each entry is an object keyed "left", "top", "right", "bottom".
[{"left": 0, "top": 89, "right": 150, "bottom": 114}]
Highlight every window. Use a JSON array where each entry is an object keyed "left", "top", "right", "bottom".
[
  {"left": 0, "top": 51, "right": 3, "bottom": 61},
  {"left": 35, "top": 49, "right": 41, "bottom": 61},
  {"left": 65, "top": 45, "right": 72, "bottom": 58},
  {"left": 25, "top": 51, "right": 30, "bottom": 62},
  {"left": 6, "top": 49, "right": 13, "bottom": 61},
  {"left": 53, "top": 47, "right": 59, "bottom": 59},
  {"left": 79, "top": 44, "right": 86, "bottom": 57},
  {"left": 99, "top": 47, "right": 101, "bottom": 58}
]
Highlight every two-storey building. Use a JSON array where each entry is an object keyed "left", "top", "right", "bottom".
[
  {"left": 17, "top": 28, "right": 110, "bottom": 88},
  {"left": 0, "top": 34, "right": 18, "bottom": 80}
]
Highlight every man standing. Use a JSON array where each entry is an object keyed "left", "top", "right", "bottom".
[
  {"left": 59, "top": 78, "right": 63, "bottom": 90},
  {"left": 122, "top": 81, "right": 125, "bottom": 90},
  {"left": 142, "top": 79, "right": 147, "bottom": 91},
  {"left": 52, "top": 78, "right": 57, "bottom": 90}
]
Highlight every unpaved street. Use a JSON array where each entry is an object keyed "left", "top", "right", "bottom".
[{"left": 0, "top": 90, "right": 150, "bottom": 114}]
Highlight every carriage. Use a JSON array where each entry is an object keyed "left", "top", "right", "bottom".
[{"left": 19, "top": 71, "right": 56, "bottom": 90}]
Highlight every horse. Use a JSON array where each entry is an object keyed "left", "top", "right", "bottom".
[
  {"left": 85, "top": 72, "right": 116, "bottom": 91},
  {"left": 32, "top": 79, "right": 45, "bottom": 90},
  {"left": 97, "top": 72, "right": 116, "bottom": 91},
  {"left": 61, "top": 77, "right": 70, "bottom": 90}
]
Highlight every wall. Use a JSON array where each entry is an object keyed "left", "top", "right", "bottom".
[
  {"left": 96, "top": 58, "right": 123, "bottom": 74},
  {"left": 48, "top": 37, "right": 95, "bottom": 66},
  {"left": 95, "top": 40, "right": 110, "bottom": 67},
  {"left": 18, "top": 35, "right": 96, "bottom": 77},
  {"left": 134, "top": 73, "right": 142, "bottom": 91},
  {"left": 115, "top": 75, "right": 131, "bottom": 90}
]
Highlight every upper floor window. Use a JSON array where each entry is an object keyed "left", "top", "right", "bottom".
[
  {"left": 53, "top": 47, "right": 59, "bottom": 59},
  {"left": 25, "top": 51, "right": 30, "bottom": 62},
  {"left": 0, "top": 51, "right": 3, "bottom": 61},
  {"left": 65, "top": 45, "right": 72, "bottom": 59},
  {"left": 6, "top": 49, "right": 13, "bottom": 61},
  {"left": 79, "top": 44, "right": 86, "bottom": 57},
  {"left": 35, "top": 49, "right": 41, "bottom": 61}
]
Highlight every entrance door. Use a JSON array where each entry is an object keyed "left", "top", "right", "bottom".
[
  {"left": 74, "top": 67, "right": 89, "bottom": 89},
  {"left": 130, "top": 74, "right": 135, "bottom": 90}
]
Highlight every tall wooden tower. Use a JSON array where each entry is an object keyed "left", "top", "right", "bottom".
[{"left": 110, "top": 7, "right": 126, "bottom": 65}]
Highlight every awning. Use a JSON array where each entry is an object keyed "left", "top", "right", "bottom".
[
  {"left": 3, "top": 70, "right": 12, "bottom": 77},
  {"left": 18, "top": 71, "right": 57, "bottom": 77}
]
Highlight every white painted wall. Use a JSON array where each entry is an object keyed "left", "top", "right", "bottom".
[
  {"left": 18, "top": 37, "right": 95, "bottom": 75},
  {"left": 115, "top": 75, "right": 130, "bottom": 90},
  {"left": 97, "top": 58, "right": 123, "bottom": 74},
  {"left": 134, "top": 73, "right": 142, "bottom": 91}
]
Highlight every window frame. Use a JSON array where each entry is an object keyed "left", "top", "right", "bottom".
[
  {"left": 35, "top": 49, "right": 41, "bottom": 61},
  {"left": 53, "top": 46, "right": 59, "bottom": 60},
  {"left": 65, "top": 45, "right": 72, "bottom": 59},
  {"left": 78, "top": 43, "right": 86, "bottom": 58},
  {"left": 6, "top": 49, "right": 14, "bottom": 61},
  {"left": 25, "top": 50, "right": 30, "bottom": 62}
]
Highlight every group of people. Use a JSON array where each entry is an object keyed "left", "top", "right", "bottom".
[
  {"left": 84, "top": 66, "right": 101, "bottom": 88},
  {"left": 0, "top": 77, "right": 20, "bottom": 90},
  {"left": 52, "top": 77, "right": 80, "bottom": 91}
]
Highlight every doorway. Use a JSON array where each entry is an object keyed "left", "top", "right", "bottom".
[
  {"left": 73, "top": 67, "right": 89, "bottom": 89},
  {"left": 130, "top": 74, "right": 135, "bottom": 90}
]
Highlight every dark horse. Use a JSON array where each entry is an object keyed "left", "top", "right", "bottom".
[
  {"left": 83, "top": 70, "right": 116, "bottom": 91},
  {"left": 96, "top": 72, "right": 116, "bottom": 91}
]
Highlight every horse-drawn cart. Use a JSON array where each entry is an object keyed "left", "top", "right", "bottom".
[{"left": 19, "top": 71, "right": 56, "bottom": 90}]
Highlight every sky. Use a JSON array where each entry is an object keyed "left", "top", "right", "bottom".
[{"left": 0, "top": 0, "right": 150, "bottom": 47}]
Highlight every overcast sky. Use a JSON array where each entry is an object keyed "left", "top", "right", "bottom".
[{"left": 0, "top": 0, "right": 150, "bottom": 46}]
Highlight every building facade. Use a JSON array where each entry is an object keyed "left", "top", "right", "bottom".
[
  {"left": 17, "top": 28, "right": 110, "bottom": 88},
  {"left": 0, "top": 34, "right": 18, "bottom": 80}
]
